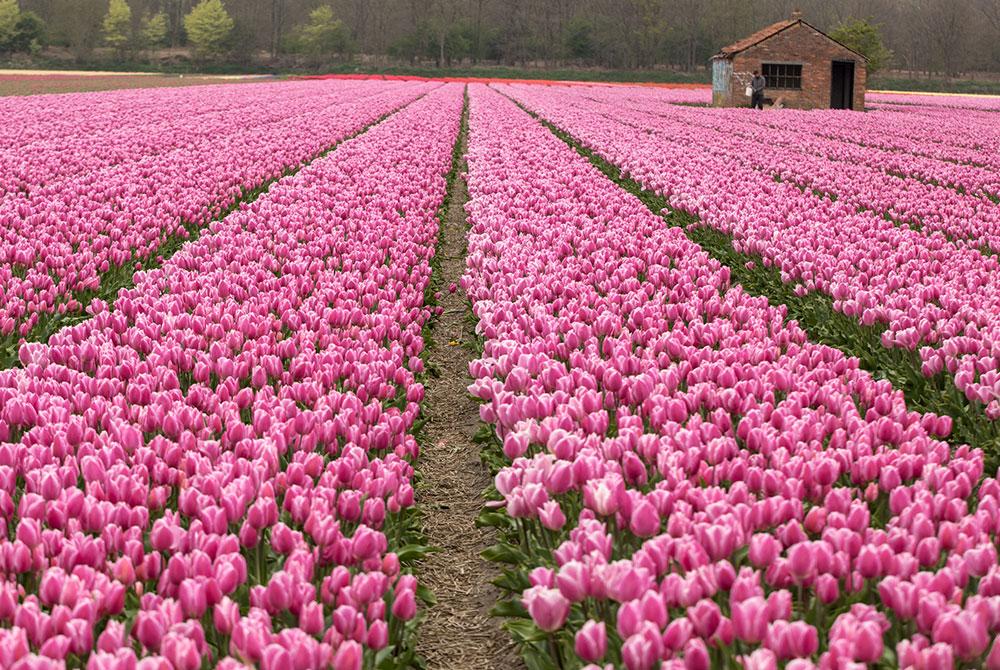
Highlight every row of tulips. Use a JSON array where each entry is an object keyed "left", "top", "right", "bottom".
[
  {"left": 696, "top": 109, "right": 1000, "bottom": 248},
  {"left": 497, "top": 83, "right": 1000, "bottom": 427},
  {"left": 0, "top": 83, "right": 464, "bottom": 668},
  {"left": 575, "top": 85, "right": 1000, "bottom": 182},
  {"left": 866, "top": 92, "right": 1000, "bottom": 113},
  {"left": 464, "top": 83, "right": 1000, "bottom": 670},
  {"left": 784, "top": 97, "right": 1000, "bottom": 179},
  {"left": 540, "top": 85, "right": 1000, "bottom": 243},
  {"left": 572, "top": 84, "right": 1000, "bottom": 205},
  {"left": 754, "top": 104, "right": 1000, "bottom": 199},
  {"left": 0, "top": 79, "right": 435, "bottom": 355},
  {"left": 0, "top": 80, "right": 377, "bottom": 196},
  {"left": 612, "top": 91, "right": 1000, "bottom": 239}
]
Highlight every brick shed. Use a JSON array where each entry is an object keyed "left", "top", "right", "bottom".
[{"left": 711, "top": 10, "right": 867, "bottom": 111}]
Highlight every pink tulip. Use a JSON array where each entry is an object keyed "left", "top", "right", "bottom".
[
  {"left": 682, "top": 638, "right": 710, "bottom": 670},
  {"left": 522, "top": 586, "right": 570, "bottom": 632},
  {"left": 367, "top": 620, "right": 389, "bottom": 651},
  {"left": 575, "top": 620, "right": 607, "bottom": 663},
  {"left": 688, "top": 599, "right": 722, "bottom": 640},
  {"left": 749, "top": 534, "right": 781, "bottom": 568},
  {"left": 662, "top": 617, "right": 693, "bottom": 652},
  {"left": 539, "top": 500, "right": 567, "bottom": 531},
  {"left": 555, "top": 561, "right": 590, "bottom": 602},
  {"left": 985, "top": 637, "right": 1000, "bottom": 670},
  {"left": 732, "top": 596, "right": 769, "bottom": 643},
  {"left": 132, "top": 612, "right": 165, "bottom": 651},
  {"left": 161, "top": 633, "right": 200, "bottom": 670},
  {"left": 622, "top": 628, "right": 661, "bottom": 670},
  {"left": 391, "top": 588, "right": 417, "bottom": 622},
  {"left": 742, "top": 649, "right": 778, "bottom": 670},
  {"left": 629, "top": 500, "right": 660, "bottom": 537},
  {"left": 766, "top": 620, "right": 819, "bottom": 659},
  {"left": 330, "top": 640, "right": 362, "bottom": 670},
  {"left": 932, "top": 610, "right": 990, "bottom": 661}
]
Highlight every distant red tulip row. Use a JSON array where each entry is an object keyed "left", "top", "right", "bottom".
[
  {"left": 0, "top": 80, "right": 435, "bottom": 352},
  {"left": 466, "top": 83, "right": 1000, "bottom": 669},
  {"left": 0, "top": 83, "right": 463, "bottom": 668}
]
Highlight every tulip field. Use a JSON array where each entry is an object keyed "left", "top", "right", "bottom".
[
  {"left": 1, "top": 77, "right": 1000, "bottom": 669},
  {"left": 0, "top": 79, "right": 433, "bottom": 365}
]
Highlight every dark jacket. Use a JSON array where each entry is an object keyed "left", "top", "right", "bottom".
[{"left": 751, "top": 75, "right": 766, "bottom": 93}]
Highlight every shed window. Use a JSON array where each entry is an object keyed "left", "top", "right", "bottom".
[{"left": 762, "top": 63, "right": 802, "bottom": 90}]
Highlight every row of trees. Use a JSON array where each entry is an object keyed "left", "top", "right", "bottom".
[
  {"left": 100, "top": 0, "right": 350, "bottom": 57},
  {"left": 96, "top": 0, "right": 349, "bottom": 58},
  {"left": 3, "top": 0, "right": 350, "bottom": 59},
  {"left": 9, "top": 0, "right": 1000, "bottom": 76},
  {"left": 0, "top": 0, "right": 44, "bottom": 53}
]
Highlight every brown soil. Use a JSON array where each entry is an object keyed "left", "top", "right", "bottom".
[
  {"left": 415, "top": 121, "right": 523, "bottom": 670},
  {"left": 0, "top": 73, "right": 270, "bottom": 97}
]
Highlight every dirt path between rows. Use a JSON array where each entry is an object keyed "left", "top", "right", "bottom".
[{"left": 415, "top": 107, "right": 523, "bottom": 670}]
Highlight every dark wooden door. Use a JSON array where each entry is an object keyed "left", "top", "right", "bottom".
[{"left": 831, "top": 61, "right": 855, "bottom": 109}]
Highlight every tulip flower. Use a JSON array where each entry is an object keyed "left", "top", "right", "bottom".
[
  {"left": 522, "top": 586, "right": 570, "bottom": 632},
  {"left": 732, "top": 597, "right": 769, "bottom": 643},
  {"left": 575, "top": 620, "right": 607, "bottom": 663}
]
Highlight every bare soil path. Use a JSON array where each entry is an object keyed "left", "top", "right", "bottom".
[{"left": 415, "top": 100, "right": 523, "bottom": 670}]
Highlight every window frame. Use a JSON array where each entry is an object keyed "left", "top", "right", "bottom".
[{"left": 761, "top": 62, "right": 803, "bottom": 90}]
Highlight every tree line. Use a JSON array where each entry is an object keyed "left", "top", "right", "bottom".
[{"left": 6, "top": 0, "right": 1000, "bottom": 76}]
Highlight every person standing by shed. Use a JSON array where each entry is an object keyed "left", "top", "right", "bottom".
[{"left": 750, "top": 70, "right": 766, "bottom": 109}]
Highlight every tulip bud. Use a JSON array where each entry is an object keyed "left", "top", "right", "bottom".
[
  {"left": 367, "top": 620, "right": 389, "bottom": 651},
  {"left": 299, "top": 601, "right": 324, "bottom": 636},
  {"left": 331, "top": 640, "right": 362, "bottom": 670},
  {"left": 749, "top": 534, "right": 781, "bottom": 568},
  {"left": 391, "top": 588, "right": 417, "bottom": 621},
  {"left": 522, "top": 586, "right": 569, "bottom": 632},
  {"left": 214, "top": 598, "right": 240, "bottom": 636}
]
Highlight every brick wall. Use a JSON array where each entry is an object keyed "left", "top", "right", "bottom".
[{"left": 716, "top": 22, "right": 867, "bottom": 111}]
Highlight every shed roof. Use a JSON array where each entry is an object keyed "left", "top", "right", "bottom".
[{"left": 712, "top": 17, "right": 868, "bottom": 61}]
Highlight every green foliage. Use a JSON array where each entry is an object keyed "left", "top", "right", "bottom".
[
  {"left": 294, "top": 5, "right": 350, "bottom": 56},
  {"left": 388, "top": 26, "right": 428, "bottom": 62},
  {"left": 183, "top": 0, "right": 233, "bottom": 57},
  {"left": 11, "top": 11, "right": 44, "bottom": 53},
  {"left": 389, "top": 21, "right": 474, "bottom": 64},
  {"left": 141, "top": 11, "right": 168, "bottom": 49},
  {"left": 102, "top": 0, "right": 132, "bottom": 51},
  {"left": 0, "top": 0, "right": 19, "bottom": 50},
  {"left": 563, "top": 16, "right": 596, "bottom": 62},
  {"left": 632, "top": 0, "right": 669, "bottom": 67},
  {"left": 0, "top": 1, "right": 45, "bottom": 53},
  {"left": 867, "top": 76, "right": 1000, "bottom": 96},
  {"left": 830, "top": 18, "right": 893, "bottom": 74}
]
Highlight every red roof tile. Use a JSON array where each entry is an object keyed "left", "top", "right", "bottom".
[
  {"left": 714, "top": 18, "right": 868, "bottom": 61},
  {"left": 717, "top": 19, "right": 799, "bottom": 56}
]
